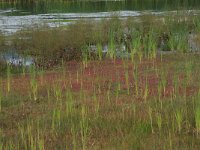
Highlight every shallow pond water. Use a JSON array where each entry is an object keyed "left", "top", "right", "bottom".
[
  {"left": 1, "top": 9, "right": 200, "bottom": 35},
  {"left": 0, "top": 50, "right": 34, "bottom": 66}
]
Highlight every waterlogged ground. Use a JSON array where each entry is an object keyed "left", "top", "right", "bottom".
[
  {"left": 1, "top": 54, "right": 200, "bottom": 149},
  {"left": 0, "top": 9, "right": 200, "bottom": 35},
  {"left": 1, "top": 1, "right": 200, "bottom": 148},
  {"left": 1, "top": 9, "right": 200, "bottom": 66}
]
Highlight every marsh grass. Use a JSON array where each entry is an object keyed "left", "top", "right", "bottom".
[
  {"left": 0, "top": 14, "right": 197, "bottom": 70},
  {"left": 175, "top": 108, "right": 183, "bottom": 133},
  {"left": 29, "top": 65, "right": 38, "bottom": 101},
  {"left": 6, "top": 64, "right": 11, "bottom": 93},
  {"left": 133, "top": 64, "right": 139, "bottom": 96},
  {"left": 0, "top": 85, "right": 2, "bottom": 112},
  {"left": 195, "top": 105, "right": 200, "bottom": 134},
  {"left": 1, "top": 13, "right": 200, "bottom": 150},
  {"left": 97, "top": 43, "right": 103, "bottom": 61}
]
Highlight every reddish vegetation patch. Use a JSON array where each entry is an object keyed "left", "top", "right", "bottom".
[
  {"left": 2, "top": 58, "right": 199, "bottom": 100},
  {"left": 71, "top": 81, "right": 81, "bottom": 92}
]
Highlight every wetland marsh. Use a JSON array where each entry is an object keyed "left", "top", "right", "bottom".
[{"left": 1, "top": 0, "right": 200, "bottom": 149}]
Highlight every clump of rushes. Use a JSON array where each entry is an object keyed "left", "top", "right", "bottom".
[
  {"left": 54, "top": 83, "right": 62, "bottom": 102},
  {"left": 148, "top": 107, "right": 154, "bottom": 133},
  {"left": 46, "top": 85, "right": 51, "bottom": 101},
  {"left": 52, "top": 108, "right": 61, "bottom": 131},
  {"left": 144, "top": 77, "right": 149, "bottom": 102},
  {"left": 168, "top": 33, "right": 178, "bottom": 51},
  {"left": 97, "top": 43, "right": 103, "bottom": 61},
  {"left": 196, "top": 115, "right": 200, "bottom": 135},
  {"left": 30, "top": 65, "right": 38, "bottom": 101},
  {"left": 137, "top": 48, "right": 143, "bottom": 62},
  {"left": 130, "top": 33, "right": 141, "bottom": 62},
  {"left": 65, "top": 89, "right": 74, "bottom": 117},
  {"left": 148, "top": 29, "right": 157, "bottom": 59},
  {"left": 143, "top": 29, "right": 156, "bottom": 59},
  {"left": 93, "top": 91, "right": 99, "bottom": 117},
  {"left": 157, "top": 80, "right": 162, "bottom": 100},
  {"left": 177, "top": 33, "right": 188, "bottom": 53},
  {"left": 0, "top": 86, "right": 2, "bottom": 113},
  {"left": 130, "top": 45, "right": 137, "bottom": 63},
  {"left": 160, "top": 68, "right": 167, "bottom": 95},
  {"left": 172, "top": 73, "right": 179, "bottom": 98},
  {"left": 80, "top": 105, "right": 89, "bottom": 150},
  {"left": 6, "top": 63, "right": 11, "bottom": 93},
  {"left": 175, "top": 108, "right": 183, "bottom": 133},
  {"left": 0, "top": 129, "right": 2, "bottom": 149},
  {"left": 133, "top": 64, "right": 139, "bottom": 96},
  {"left": 38, "top": 67, "right": 45, "bottom": 85},
  {"left": 107, "top": 82, "right": 111, "bottom": 105},
  {"left": 156, "top": 112, "right": 162, "bottom": 132},
  {"left": 125, "top": 69, "right": 130, "bottom": 95},
  {"left": 115, "top": 74, "right": 120, "bottom": 100},
  {"left": 195, "top": 96, "right": 200, "bottom": 136},
  {"left": 71, "top": 124, "right": 77, "bottom": 150},
  {"left": 107, "top": 36, "right": 116, "bottom": 60},
  {"left": 82, "top": 46, "right": 89, "bottom": 68},
  {"left": 38, "top": 136, "right": 44, "bottom": 150}
]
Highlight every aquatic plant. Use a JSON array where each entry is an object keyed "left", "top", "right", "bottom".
[
  {"left": 107, "top": 35, "right": 116, "bottom": 59},
  {"left": 175, "top": 109, "right": 183, "bottom": 133},
  {"left": 0, "top": 85, "right": 2, "bottom": 112},
  {"left": 148, "top": 107, "right": 154, "bottom": 133},
  {"left": 97, "top": 43, "right": 103, "bottom": 61},
  {"left": 80, "top": 105, "right": 89, "bottom": 150},
  {"left": 30, "top": 65, "right": 38, "bottom": 101},
  {"left": 156, "top": 112, "right": 162, "bottom": 132},
  {"left": 6, "top": 64, "right": 11, "bottom": 93},
  {"left": 133, "top": 64, "right": 139, "bottom": 96}
]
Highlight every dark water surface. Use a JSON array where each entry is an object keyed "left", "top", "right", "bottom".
[
  {"left": 1, "top": 0, "right": 200, "bottom": 15},
  {"left": 1, "top": 0, "right": 200, "bottom": 35}
]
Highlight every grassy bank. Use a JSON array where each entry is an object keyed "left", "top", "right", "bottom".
[{"left": 1, "top": 14, "right": 200, "bottom": 68}]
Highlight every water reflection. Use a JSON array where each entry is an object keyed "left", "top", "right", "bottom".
[
  {"left": 0, "top": 50, "right": 34, "bottom": 66},
  {"left": 1, "top": 0, "right": 200, "bottom": 15}
]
